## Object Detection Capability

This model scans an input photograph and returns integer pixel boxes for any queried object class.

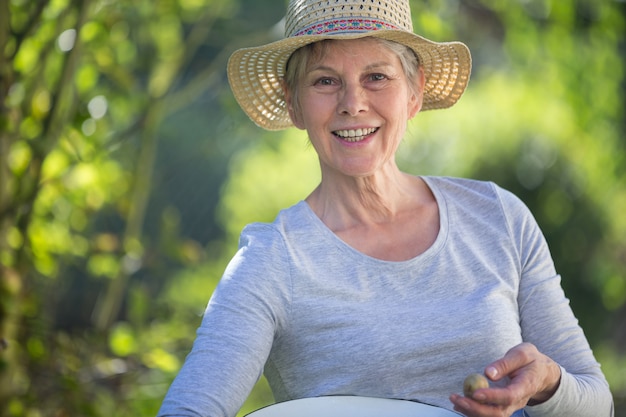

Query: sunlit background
[0,0,624,415]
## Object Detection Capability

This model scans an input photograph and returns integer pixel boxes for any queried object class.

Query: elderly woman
[158,1,613,417]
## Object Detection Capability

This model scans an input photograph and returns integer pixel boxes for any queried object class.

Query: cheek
[299,95,332,129]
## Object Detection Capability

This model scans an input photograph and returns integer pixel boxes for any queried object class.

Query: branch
[165,30,276,116]
[9,0,49,60]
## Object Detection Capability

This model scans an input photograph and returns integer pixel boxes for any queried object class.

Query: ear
[408,66,425,119]
[282,80,305,130]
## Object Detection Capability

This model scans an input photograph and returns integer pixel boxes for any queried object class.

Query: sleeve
[157,223,292,417]
[496,186,614,417]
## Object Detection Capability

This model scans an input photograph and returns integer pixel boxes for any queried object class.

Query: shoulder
[219,207,305,297]
[238,201,309,250]
[424,176,540,244]
[424,176,528,213]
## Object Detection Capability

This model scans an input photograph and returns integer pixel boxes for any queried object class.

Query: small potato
[463,373,489,398]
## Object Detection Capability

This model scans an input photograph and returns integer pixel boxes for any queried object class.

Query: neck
[306,165,429,232]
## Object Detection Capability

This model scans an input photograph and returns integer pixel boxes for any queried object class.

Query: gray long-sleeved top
[158,176,613,417]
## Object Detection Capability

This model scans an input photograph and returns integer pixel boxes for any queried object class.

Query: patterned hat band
[292,18,401,37]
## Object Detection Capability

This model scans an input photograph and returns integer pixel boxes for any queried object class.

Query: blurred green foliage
[0,0,624,416]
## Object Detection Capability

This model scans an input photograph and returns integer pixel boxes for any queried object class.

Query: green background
[0,0,624,415]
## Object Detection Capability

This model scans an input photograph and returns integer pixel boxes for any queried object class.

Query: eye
[314,77,336,86]
[368,73,387,82]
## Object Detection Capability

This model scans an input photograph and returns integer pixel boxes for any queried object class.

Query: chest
[273,256,521,373]
[335,202,440,261]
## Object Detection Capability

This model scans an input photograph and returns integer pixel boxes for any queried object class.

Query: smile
[333,127,378,142]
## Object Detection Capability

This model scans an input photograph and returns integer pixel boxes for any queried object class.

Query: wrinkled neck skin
[306,158,431,234]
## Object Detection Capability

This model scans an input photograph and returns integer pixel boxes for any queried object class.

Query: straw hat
[227,0,472,131]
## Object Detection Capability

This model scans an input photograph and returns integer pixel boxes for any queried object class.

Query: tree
[0,0,283,414]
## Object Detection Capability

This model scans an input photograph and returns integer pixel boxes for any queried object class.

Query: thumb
[485,363,502,382]
[485,343,533,382]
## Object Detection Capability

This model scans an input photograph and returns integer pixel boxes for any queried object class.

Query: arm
[509,187,613,417]
[450,186,613,417]
[157,224,291,417]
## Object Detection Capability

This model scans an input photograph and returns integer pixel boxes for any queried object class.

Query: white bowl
[245,396,460,417]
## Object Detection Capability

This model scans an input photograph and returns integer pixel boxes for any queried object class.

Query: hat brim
[227,30,471,131]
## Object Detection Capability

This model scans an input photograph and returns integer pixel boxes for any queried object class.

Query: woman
[158,1,613,416]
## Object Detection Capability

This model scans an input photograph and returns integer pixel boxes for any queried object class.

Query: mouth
[333,127,379,143]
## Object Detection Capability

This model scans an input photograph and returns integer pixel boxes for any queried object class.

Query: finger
[485,342,537,382]
[469,384,528,410]
[450,392,511,417]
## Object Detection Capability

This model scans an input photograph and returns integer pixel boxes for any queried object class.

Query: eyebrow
[308,61,394,73]
[364,61,394,71]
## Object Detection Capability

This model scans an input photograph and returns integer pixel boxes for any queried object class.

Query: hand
[449,342,561,417]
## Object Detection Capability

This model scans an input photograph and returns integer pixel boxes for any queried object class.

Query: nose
[337,83,368,116]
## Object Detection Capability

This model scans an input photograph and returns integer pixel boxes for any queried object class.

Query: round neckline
[298,176,449,266]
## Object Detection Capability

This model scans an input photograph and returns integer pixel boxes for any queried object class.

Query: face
[285,38,424,179]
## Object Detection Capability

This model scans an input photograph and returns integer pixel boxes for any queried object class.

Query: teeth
[334,128,377,142]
